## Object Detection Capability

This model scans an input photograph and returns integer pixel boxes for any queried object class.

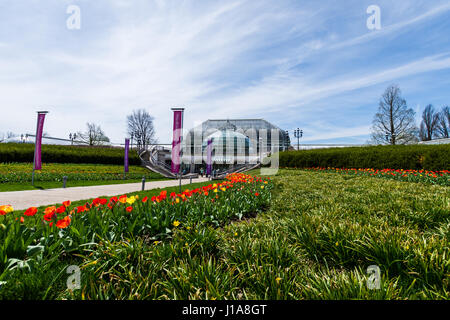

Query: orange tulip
[119,195,127,204]
[44,206,56,215]
[56,216,71,229]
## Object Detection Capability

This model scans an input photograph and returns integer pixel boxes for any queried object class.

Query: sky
[0,0,449,145]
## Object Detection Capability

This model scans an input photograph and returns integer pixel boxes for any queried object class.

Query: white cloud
[0,0,449,145]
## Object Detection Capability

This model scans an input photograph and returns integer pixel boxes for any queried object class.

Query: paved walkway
[0,178,210,210]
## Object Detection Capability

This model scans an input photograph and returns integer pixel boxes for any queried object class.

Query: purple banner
[206,138,212,176]
[171,109,184,174]
[124,138,130,173]
[33,113,46,170]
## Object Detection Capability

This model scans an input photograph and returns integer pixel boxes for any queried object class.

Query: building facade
[181,119,290,171]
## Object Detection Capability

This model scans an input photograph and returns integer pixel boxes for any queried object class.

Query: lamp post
[385,133,396,145]
[294,128,303,151]
[69,133,77,145]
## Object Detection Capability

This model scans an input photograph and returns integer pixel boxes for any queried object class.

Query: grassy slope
[2,170,449,299]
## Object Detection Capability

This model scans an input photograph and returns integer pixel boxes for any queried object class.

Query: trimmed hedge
[279,144,449,171]
[0,143,141,165]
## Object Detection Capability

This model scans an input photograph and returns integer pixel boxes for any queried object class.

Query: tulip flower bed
[301,167,450,186]
[0,163,161,184]
[0,173,271,287]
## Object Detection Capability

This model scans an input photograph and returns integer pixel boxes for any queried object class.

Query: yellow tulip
[126,196,136,205]
[0,205,13,213]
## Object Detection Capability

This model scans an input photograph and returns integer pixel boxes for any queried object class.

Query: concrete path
[0,178,210,210]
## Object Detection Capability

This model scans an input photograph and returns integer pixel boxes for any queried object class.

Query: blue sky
[1,0,449,144]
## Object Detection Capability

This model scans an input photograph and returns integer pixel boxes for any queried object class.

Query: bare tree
[127,109,157,151]
[419,104,439,141]
[435,106,449,139]
[370,85,418,145]
[77,123,110,146]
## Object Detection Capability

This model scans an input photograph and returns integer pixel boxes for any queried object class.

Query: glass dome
[202,130,254,153]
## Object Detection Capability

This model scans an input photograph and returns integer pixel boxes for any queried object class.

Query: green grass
[1,169,449,300]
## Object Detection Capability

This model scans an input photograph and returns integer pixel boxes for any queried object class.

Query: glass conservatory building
[181,119,290,171]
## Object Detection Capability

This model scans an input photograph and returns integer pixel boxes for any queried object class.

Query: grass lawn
[0,163,164,192]
[1,169,448,299]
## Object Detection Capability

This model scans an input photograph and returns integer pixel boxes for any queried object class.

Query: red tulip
[57,205,66,214]
[24,207,38,217]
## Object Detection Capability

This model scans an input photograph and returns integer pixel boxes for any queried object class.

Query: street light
[294,128,303,151]
[385,133,396,145]
[69,133,77,145]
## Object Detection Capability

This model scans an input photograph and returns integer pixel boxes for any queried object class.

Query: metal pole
[63,176,67,188]
[141,176,145,191]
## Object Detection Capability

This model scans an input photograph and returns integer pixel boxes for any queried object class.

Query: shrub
[278,145,449,171]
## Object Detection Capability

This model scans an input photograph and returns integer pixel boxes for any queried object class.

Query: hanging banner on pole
[33,112,47,171]
[124,138,130,173]
[206,138,212,176]
[171,108,184,174]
